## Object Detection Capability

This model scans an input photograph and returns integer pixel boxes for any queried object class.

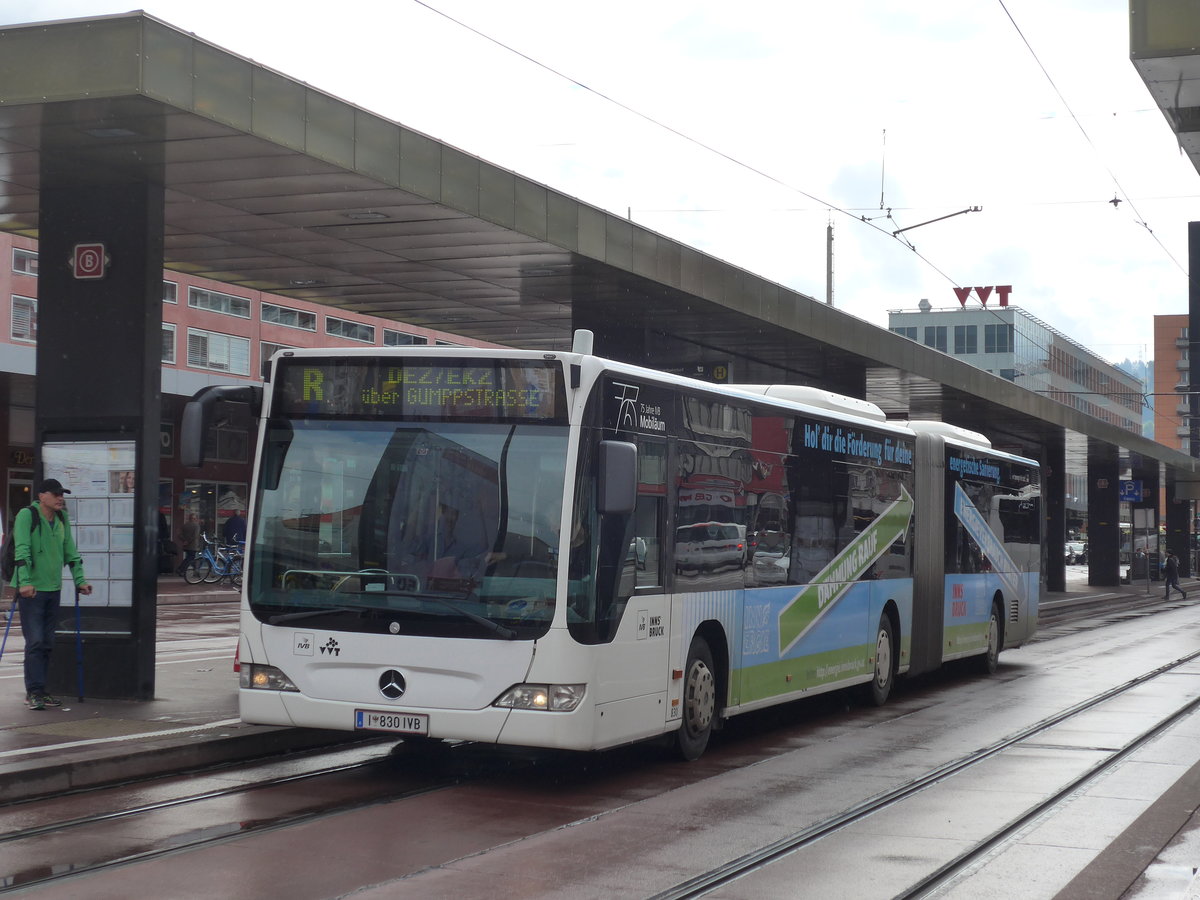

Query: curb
[0,725,371,805]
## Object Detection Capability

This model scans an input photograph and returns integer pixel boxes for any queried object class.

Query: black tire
[675,635,717,761]
[194,558,216,584]
[976,602,1002,675]
[864,613,895,706]
[182,560,207,585]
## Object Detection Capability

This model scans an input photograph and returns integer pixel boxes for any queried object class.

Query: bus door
[581,434,670,745]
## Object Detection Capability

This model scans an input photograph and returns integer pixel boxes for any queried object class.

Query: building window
[435,340,461,346]
[12,248,37,276]
[383,329,429,346]
[163,280,177,304]
[326,316,375,343]
[11,295,36,342]
[162,323,176,364]
[187,328,250,375]
[262,302,316,331]
[953,325,977,354]
[261,340,293,360]
[923,325,947,352]
[189,286,251,318]
[891,326,917,340]
[984,323,1014,353]
[1000,368,1017,381]
[260,341,294,378]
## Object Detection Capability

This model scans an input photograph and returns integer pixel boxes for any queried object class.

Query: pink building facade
[1,232,495,558]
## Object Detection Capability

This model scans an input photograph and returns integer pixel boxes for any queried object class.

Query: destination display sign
[274,358,567,422]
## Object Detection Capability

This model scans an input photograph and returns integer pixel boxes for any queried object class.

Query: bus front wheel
[675,635,716,761]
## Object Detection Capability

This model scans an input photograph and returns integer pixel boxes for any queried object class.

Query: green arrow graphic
[778,486,914,654]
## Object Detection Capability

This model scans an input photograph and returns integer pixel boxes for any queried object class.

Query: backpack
[1,506,64,582]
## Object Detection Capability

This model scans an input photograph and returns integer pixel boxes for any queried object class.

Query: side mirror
[598,440,637,515]
[180,385,263,468]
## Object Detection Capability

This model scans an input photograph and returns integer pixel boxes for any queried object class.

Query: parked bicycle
[182,534,243,587]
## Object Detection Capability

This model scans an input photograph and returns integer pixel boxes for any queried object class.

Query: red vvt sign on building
[954,285,1012,307]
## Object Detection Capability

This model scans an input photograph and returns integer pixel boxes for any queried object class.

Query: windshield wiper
[267,605,366,625]
[346,589,516,640]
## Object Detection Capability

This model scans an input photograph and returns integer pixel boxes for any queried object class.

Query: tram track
[649,647,1200,900]
[6,597,1197,896]
[0,740,474,893]
[0,745,390,840]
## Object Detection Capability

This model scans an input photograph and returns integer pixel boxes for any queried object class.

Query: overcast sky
[4,0,1197,368]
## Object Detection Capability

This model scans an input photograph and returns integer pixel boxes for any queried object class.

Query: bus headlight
[493,683,586,712]
[240,663,300,692]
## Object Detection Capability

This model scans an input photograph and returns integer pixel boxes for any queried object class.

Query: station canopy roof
[0,11,1195,478]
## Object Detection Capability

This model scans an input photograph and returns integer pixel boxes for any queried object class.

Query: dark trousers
[1165,573,1185,598]
[177,549,197,574]
[18,589,61,695]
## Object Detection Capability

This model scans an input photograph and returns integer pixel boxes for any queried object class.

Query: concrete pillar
[1044,433,1066,592]
[572,304,651,367]
[1166,478,1192,577]
[1087,441,1120,587]
[38,102,164,699]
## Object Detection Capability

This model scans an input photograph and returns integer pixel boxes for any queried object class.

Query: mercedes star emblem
[379,669,406,699]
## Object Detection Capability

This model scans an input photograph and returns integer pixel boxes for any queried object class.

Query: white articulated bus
[181,331,1041,760]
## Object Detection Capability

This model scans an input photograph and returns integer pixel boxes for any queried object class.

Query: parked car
[675,522,746,573]
[746,530,788,584]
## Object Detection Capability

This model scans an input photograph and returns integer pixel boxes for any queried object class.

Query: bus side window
[632,440,665,589]
[627,494,661,589]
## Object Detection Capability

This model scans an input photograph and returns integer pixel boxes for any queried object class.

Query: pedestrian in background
[176,512,199,577]
[223,508,246,546]
[12,479,92,711]
[1164,551,1186,600]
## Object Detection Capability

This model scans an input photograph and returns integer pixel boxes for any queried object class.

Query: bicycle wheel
[183,559,207,584]
[200,558,221,583]
[231,555,244,589]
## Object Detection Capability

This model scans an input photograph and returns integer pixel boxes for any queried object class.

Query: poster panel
[41,440,139,635]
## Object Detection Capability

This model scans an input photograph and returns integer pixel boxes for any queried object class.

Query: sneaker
[25,693,44,711]
[39,693,61,707]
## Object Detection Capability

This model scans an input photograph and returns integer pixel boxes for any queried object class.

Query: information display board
[274,357,567,422]
[41,440,137,612]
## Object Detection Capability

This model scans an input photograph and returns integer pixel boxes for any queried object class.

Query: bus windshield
[249,418,568,640]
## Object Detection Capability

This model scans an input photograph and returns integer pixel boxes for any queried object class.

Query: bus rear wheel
[864,614,895,706]
[976,602,1002,675]
[675,635,716,761]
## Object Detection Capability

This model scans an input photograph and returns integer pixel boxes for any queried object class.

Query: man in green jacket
[13,478,92,710]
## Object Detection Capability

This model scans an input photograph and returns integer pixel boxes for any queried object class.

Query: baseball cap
[37,478,70,495]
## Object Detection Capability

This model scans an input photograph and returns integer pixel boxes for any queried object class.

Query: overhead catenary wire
[410,0,960,284]
[412,0,1162,399]
[997,0,1186,276]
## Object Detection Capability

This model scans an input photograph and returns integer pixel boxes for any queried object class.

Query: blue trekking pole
[74,582,84,702]
[0,593,14,664]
